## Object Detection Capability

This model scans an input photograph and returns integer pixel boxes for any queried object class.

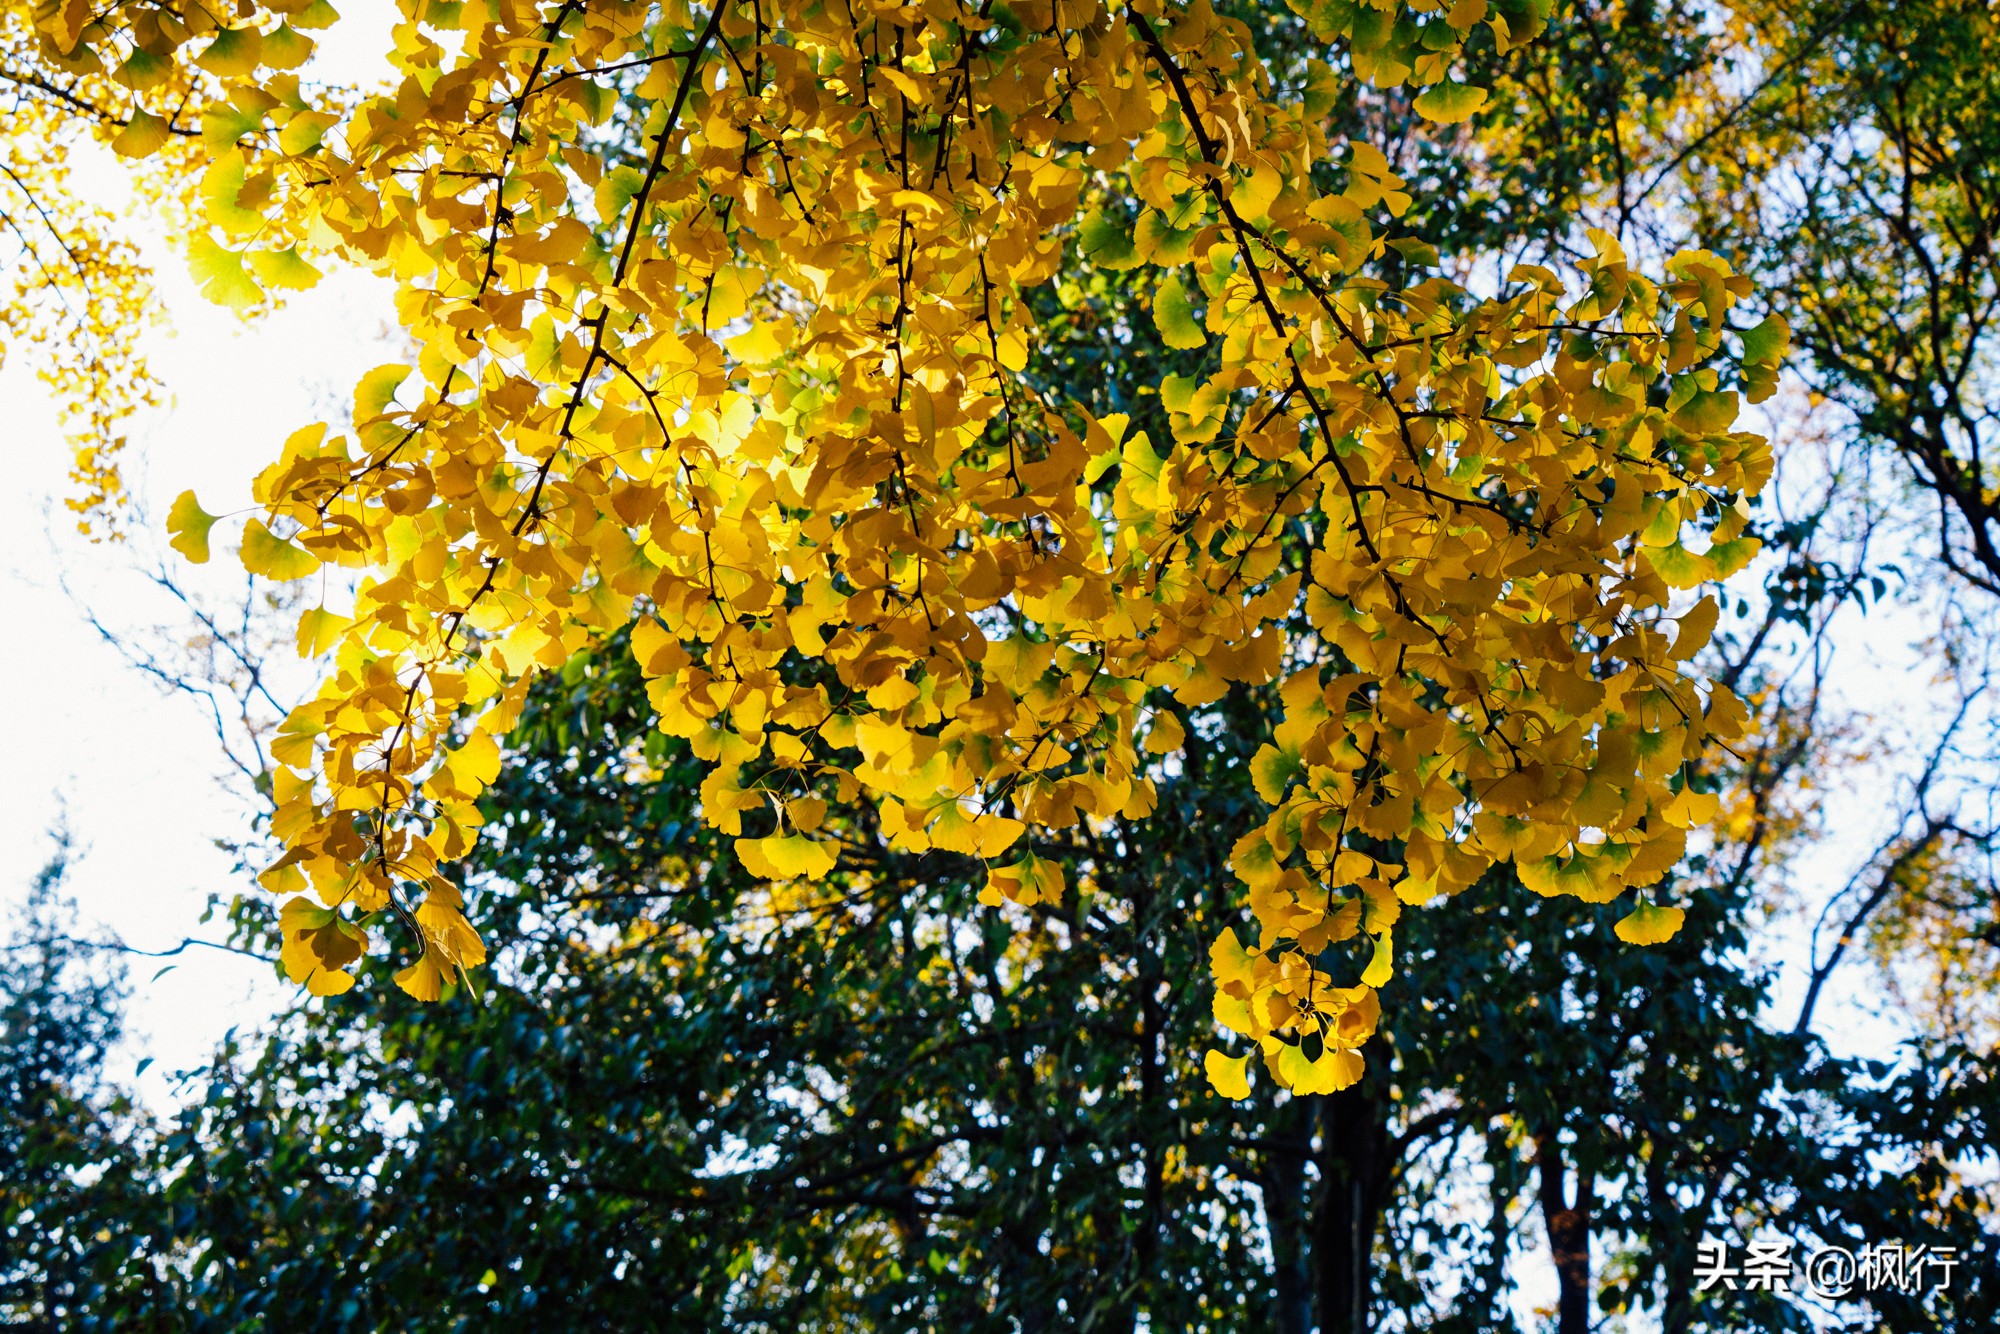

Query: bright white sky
[0,2,398,1107]
[0,259,399,1105]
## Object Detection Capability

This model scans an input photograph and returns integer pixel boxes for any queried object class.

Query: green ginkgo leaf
[1741,312,1791,367]
[1153,272,1207,349]
[1078,210,1139,270]
[1388,237,1440,267]
[112,51,169,91]
[1249,743,1302,804]
[293,0,341,28]
[261,23,315,70]
[201,155,264,235]
[1672,388,1740,433]
[195,26,263,79]
[353,364,412,420]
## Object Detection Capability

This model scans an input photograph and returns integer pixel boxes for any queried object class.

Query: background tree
[26,613,1976,1333]
[0,828,166,1329]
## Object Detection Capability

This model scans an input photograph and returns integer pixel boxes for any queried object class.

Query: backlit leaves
[166,490,218,563]
[1204,1048,1252,1099]
[187,237,264,312]
[110,110,170,159]
[1152,272,1207,349]
[736,834,839,882]
[294,606,347,657]
[238,519,318,581]
[17,0,1761,1092]
[1614,897,1687,946]
[277,896,364,995]
[1413,82,1489,124]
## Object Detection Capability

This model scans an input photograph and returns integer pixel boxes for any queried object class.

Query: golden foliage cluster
[13,0,1782,1096]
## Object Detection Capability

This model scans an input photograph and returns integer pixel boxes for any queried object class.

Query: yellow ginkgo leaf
[1412,81,1489,124]
[927,803,1027,857]
[416,886,489,969]
[110,110,169,158]
[240,519,321,581]
[278,896,367,996]
[1204,1048,1251,1100]
[1275,1040,1364,1095]
[439,731,502,797]
[248,247,324,291]
[394,946,452,1002]
[980,853,1065,907]
[1614,897,1687,946]
[1212,990,1256,1037]
[295,606,347,657]
[736,833,839,881]
[1662,786,1722,829]
[166,490,219,563]
[1208,926,1257,994]
[727,321,785,364]
[302,966,357,997]
[59,0,1777,1046]
[1359,930,1394,988]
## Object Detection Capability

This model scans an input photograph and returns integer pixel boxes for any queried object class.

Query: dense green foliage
[6,646,1995,1330]
[1,837,168,1329]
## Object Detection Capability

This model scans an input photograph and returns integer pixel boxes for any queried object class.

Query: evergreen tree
[0,829,164,1329]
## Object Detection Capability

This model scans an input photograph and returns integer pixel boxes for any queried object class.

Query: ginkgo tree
[12,0,1784,1099]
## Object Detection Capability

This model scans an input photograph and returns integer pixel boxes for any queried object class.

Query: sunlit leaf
[1614,897,1686,946]
[240,519,321,581]
[1152,272,1206,349]
[1412,82,1489,124]
[1204,1049,1251,1100]
[166,490,219,563]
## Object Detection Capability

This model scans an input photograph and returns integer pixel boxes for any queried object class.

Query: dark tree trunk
[1260,1098,1317,1334]
[1645,1137,1694,1334]
[1537,1139,1595,1334]
[1135,888,1166,1293]
[1314,1084,1392,1334]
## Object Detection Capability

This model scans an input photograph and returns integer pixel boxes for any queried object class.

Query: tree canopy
[4,0,1999,1330]
[10,0,1790,1106]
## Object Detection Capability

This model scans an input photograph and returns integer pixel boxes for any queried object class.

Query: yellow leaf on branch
[1204,1049,1251,1100]
[239,518,320,581]
[1614,897,1688,946]
[166,491,219,563]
